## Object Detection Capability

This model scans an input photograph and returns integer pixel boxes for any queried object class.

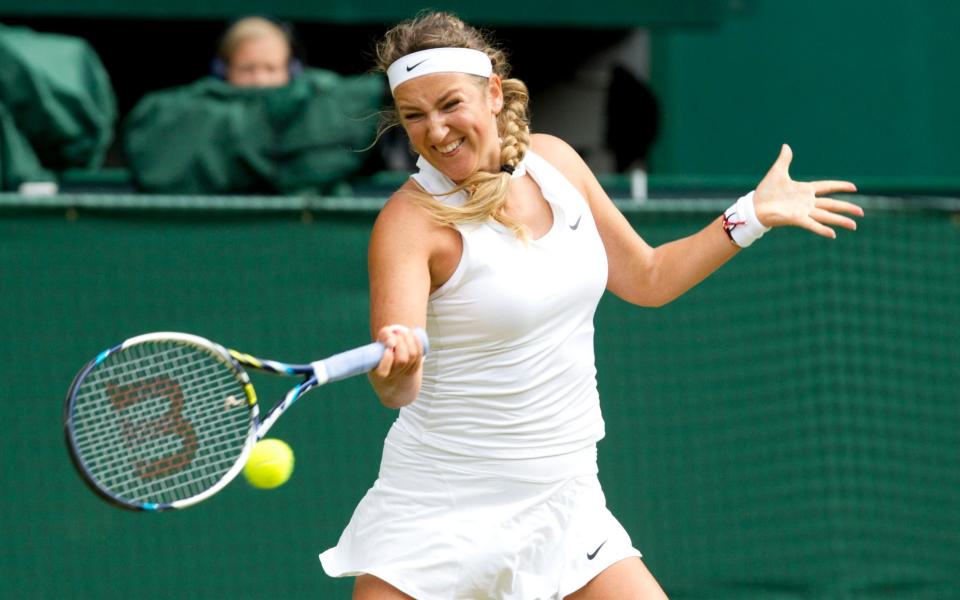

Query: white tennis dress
[320,150,640,599]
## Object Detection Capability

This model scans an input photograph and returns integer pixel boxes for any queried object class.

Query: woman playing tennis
[320,11,862,599]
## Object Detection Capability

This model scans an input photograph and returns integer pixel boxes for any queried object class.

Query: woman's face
[227,35,291,88]
[394,72,504,183]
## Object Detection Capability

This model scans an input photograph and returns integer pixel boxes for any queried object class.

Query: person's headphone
[210,16,305,80]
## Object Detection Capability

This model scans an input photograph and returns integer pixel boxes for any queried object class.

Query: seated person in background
[124,16,384,195]
[213,16,301,88]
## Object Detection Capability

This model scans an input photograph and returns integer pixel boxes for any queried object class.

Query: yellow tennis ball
[243,438,294,489]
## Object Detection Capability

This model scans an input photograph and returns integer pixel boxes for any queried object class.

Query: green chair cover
[0,24,117,171]
[124,70,385,194]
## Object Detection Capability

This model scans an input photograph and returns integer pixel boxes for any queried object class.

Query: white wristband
[722,191,770,248]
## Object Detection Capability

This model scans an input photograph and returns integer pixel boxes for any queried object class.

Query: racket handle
[311,327,429,384]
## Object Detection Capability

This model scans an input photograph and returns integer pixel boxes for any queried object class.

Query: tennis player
[319,11,862,599]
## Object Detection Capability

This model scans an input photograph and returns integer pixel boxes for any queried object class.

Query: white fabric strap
[411,154,528,208]
[416,154,526,182]
[387,48,493,94]
[722,191,771,248]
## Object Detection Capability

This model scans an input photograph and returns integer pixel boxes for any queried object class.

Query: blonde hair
[375,12,532,239]
[218,17,292,65]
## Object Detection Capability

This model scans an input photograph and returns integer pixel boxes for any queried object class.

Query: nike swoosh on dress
[586,540,607,560]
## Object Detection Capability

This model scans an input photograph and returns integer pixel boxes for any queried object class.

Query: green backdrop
[650,0,960,192]
[1,194,958,598]
[0,0,727,26]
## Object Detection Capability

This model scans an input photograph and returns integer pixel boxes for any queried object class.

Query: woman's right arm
[367,187,437,409]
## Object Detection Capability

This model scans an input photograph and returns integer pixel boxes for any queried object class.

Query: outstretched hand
[753,144,863,238]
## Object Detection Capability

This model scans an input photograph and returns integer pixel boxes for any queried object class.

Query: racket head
[64,332,259,511]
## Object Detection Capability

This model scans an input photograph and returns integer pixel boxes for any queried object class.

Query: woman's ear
[487,75,504,114]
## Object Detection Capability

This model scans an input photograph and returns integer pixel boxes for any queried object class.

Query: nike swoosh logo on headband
[406,59,429,72]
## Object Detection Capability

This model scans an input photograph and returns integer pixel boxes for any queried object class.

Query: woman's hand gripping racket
[64,329,428,511]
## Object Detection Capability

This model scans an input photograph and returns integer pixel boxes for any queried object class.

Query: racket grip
[312,327,429,384]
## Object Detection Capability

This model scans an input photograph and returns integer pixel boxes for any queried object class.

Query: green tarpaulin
[0,103,54,189]
[123,70,385,194]
[0,24,116,175]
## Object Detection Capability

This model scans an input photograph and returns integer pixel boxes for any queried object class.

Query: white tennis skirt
[319,424,641,600]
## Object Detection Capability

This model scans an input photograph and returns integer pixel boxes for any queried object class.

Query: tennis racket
[64,329,427,512]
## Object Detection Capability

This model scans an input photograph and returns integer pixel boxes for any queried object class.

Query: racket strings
[75,363,246,501]
[73,353,242,446]
[70,342,252,505]
[72,359,244,443]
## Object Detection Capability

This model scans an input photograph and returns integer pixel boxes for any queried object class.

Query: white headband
[386,48,492,94]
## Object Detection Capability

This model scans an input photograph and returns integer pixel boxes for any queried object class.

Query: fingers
[769,143,793,177]
[811,180,858,195]
[800,216,838,239]
[803,201,863,238]
[375,324,424,378]
[816,196,864,217]
[374,345,395,378]
[810,207,858,231]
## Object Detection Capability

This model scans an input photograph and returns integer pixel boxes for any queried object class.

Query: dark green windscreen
[0,0,728,26]
[650,1,960,192]
[1,196,958,598]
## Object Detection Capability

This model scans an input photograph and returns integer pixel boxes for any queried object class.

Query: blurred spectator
[212,17,302,88]
[123,17,386,195]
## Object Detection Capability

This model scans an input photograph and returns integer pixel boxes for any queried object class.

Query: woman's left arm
[537,136,863,307]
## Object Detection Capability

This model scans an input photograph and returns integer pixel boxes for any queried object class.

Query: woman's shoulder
[529,133,593,190]
[378,179,435,227]
[530,133,578,161]
[530,134,589,172]
[372,179,461,289]
[373,179,455,249]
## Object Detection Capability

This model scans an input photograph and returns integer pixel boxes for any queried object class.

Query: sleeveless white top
[395,150,608,460]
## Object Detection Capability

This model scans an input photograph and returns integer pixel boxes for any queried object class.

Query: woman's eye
[402,113,423,121]
[443,100,461,111]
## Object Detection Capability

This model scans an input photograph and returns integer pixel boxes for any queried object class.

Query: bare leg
[565,557,669,600]
[352,574,415,600]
